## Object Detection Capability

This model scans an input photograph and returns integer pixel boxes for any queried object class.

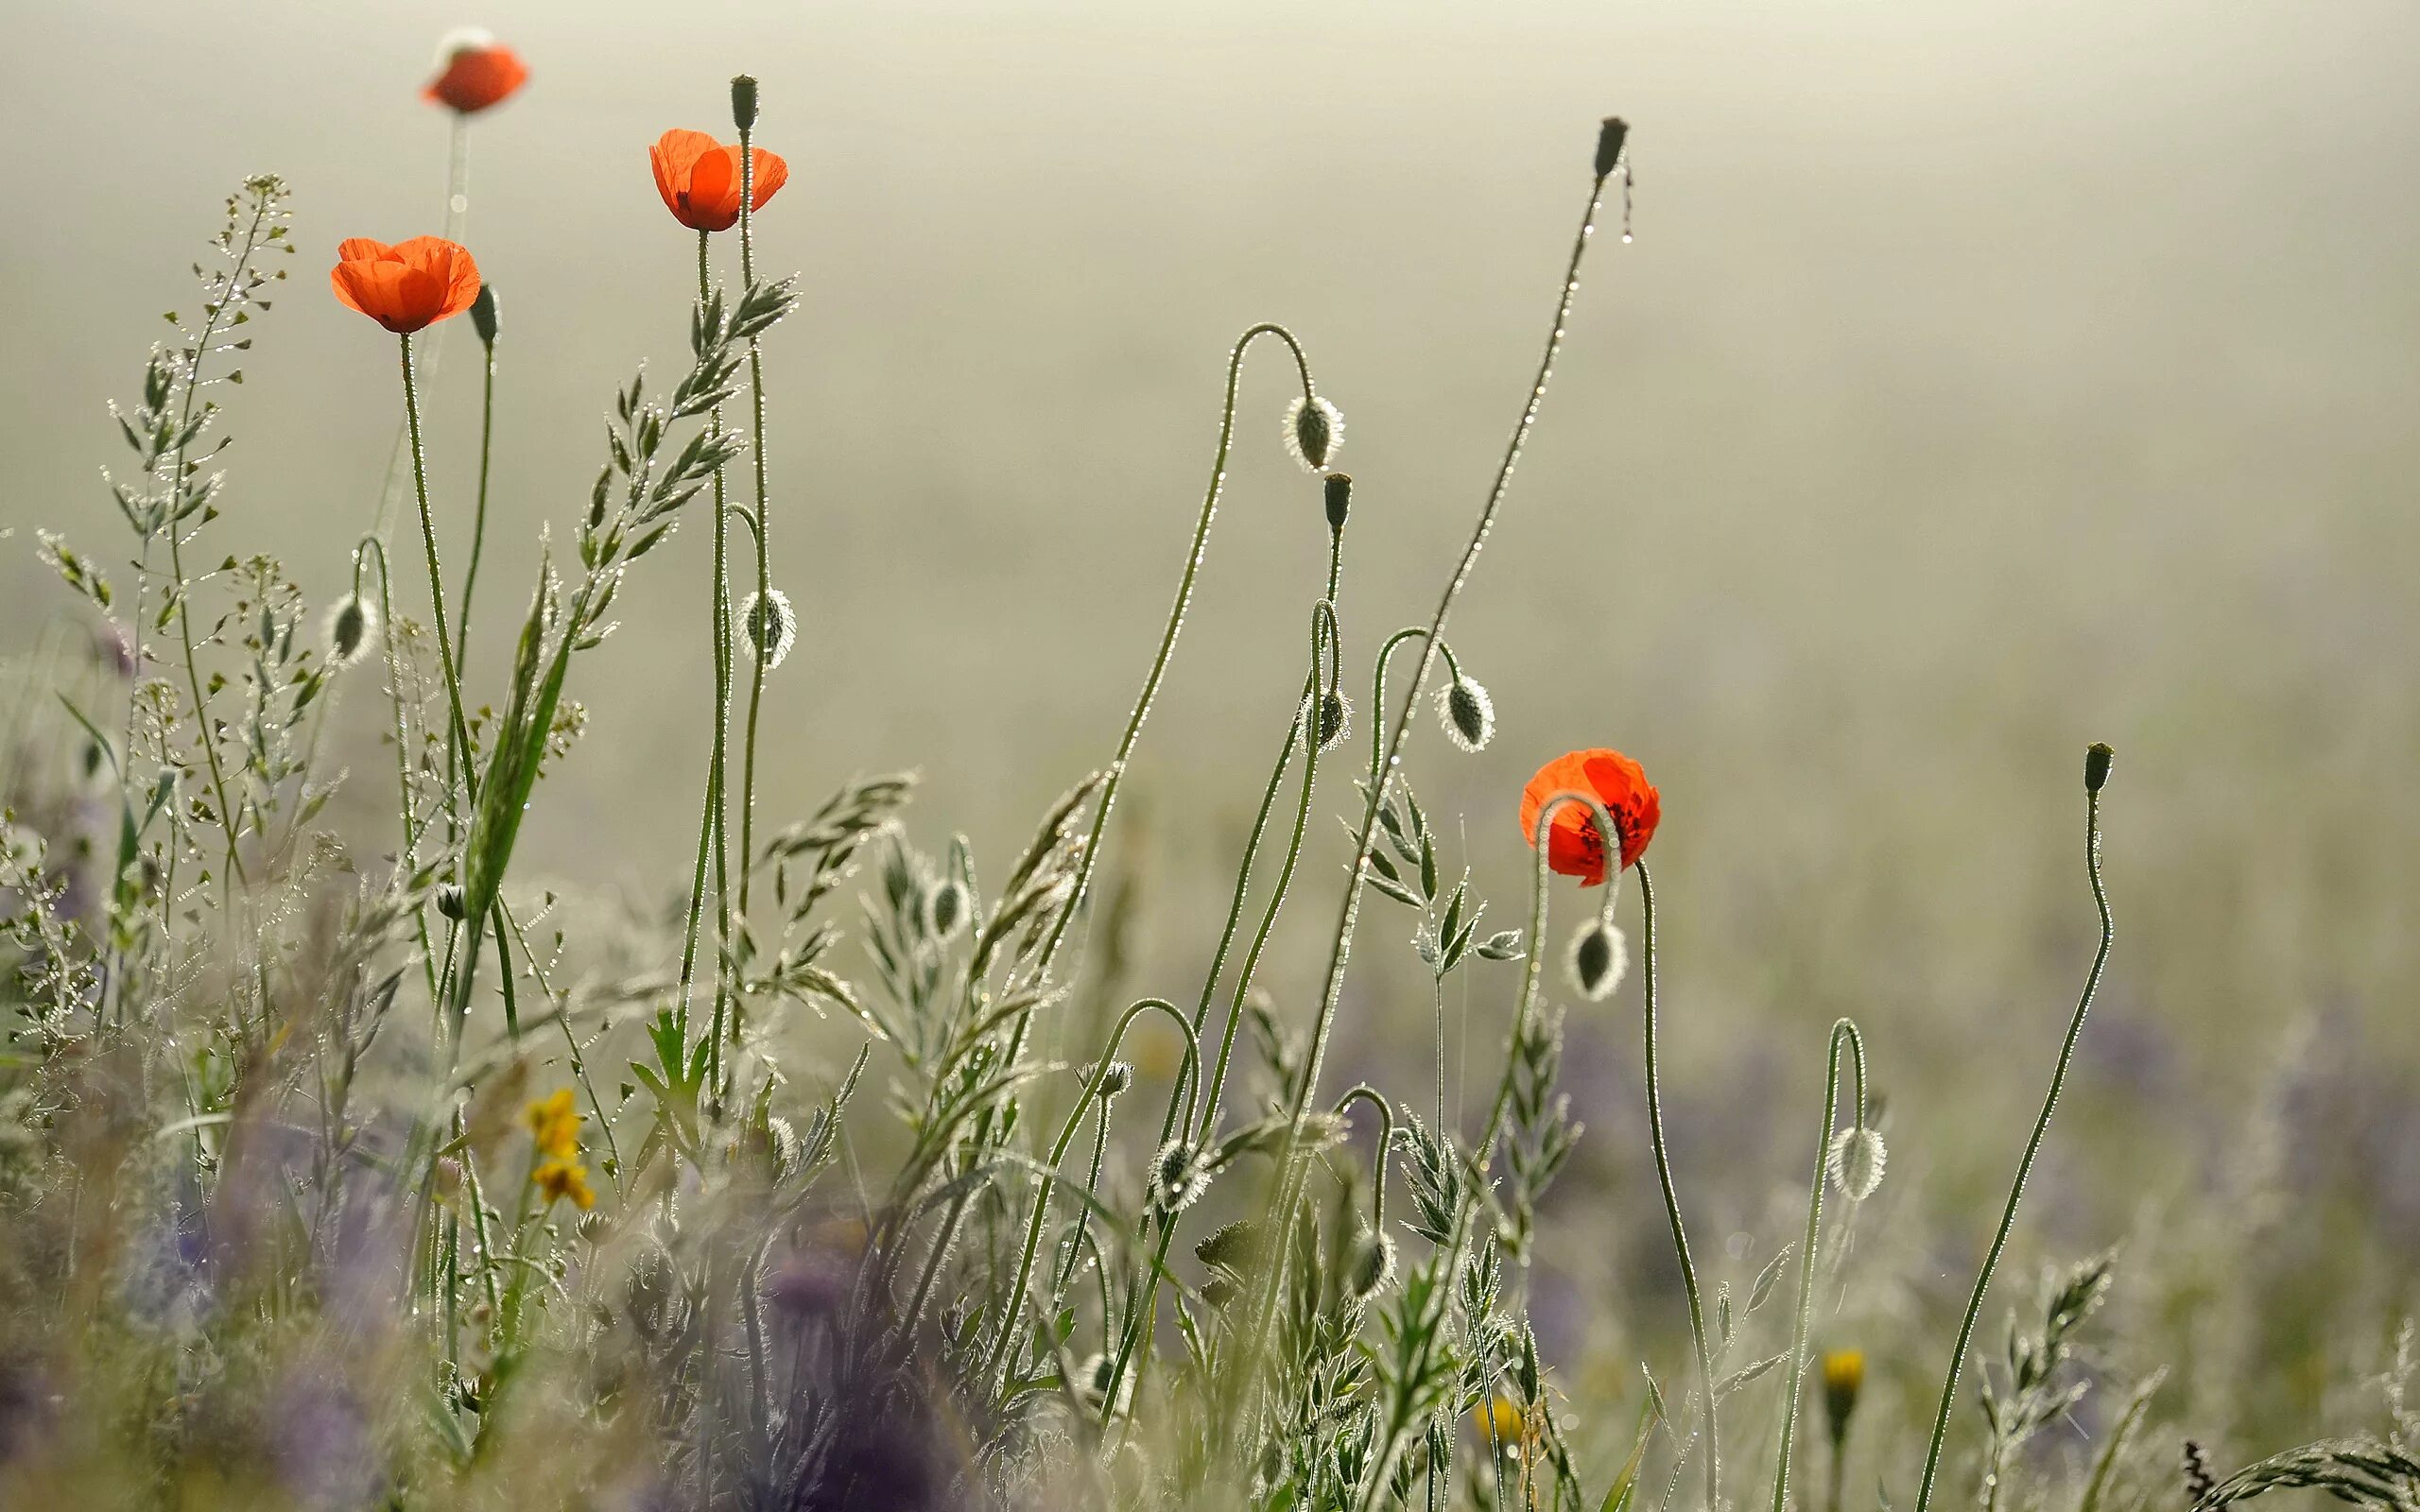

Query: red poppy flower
[424,31,528,114]
[650,129,789,233]
[1519,748,1661,885]
[330,237,482,335]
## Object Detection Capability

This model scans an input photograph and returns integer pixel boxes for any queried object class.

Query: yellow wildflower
[1822,1349,1865,1435]
[533,1156,596,1211]
[1474,1395,1530,1452]
[525,1088,581,1160]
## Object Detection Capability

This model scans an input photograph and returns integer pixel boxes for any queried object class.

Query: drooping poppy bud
[1437,675,1495,753]
[1284,394,1343,472]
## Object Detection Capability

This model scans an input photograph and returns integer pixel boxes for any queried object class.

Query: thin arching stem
[1332,1084,1394,1232]
[1236,147,1621,1431]
[983,997,1201,1396]
[1772,1019,1870,1512]
[1478,793,1622,1162]
[1636,861,1721,1512]
[1913,781,2113,1512]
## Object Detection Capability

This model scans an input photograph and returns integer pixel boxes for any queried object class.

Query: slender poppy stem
[1772,1020,1869,1512]
[1233,139,1620,1440]
[677,230,736,1073]
[1478,793,1622,1164]
[455,321,497,675]
[733,111,776,1046]
[1913,778,2114,1512]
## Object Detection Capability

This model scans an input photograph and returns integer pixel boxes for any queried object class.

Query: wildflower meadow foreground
[2,31,2415,1512]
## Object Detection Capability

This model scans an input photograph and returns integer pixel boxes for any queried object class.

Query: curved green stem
[1913,782,2113,1512]
[983,997,1201,1396]
[1772,1019,1869,1512]
[1233,151,1618,1439]
[1636,861,1721,1512]
[1332,1083,1393,1232]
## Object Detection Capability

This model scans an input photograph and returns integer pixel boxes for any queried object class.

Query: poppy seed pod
[1284,394,1343,472]
[1437,676,1495,753]
[1595,116,1630,179]
[731,76,760,134]
[1825,1125,1887,1200]
[469,284,500,349]
[1324,471,1353,535]
[740,589,797,669]
[2085,742,2115,793]
[324,593,377,668]
[1566,919,1628,1001]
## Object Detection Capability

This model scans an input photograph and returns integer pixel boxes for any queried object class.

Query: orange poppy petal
[747,147,789,210]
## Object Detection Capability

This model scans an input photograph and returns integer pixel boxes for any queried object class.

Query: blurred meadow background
[4,0,2419,1493]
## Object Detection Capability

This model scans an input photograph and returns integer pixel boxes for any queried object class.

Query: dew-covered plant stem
[1913,751,2116,1512]
[733,90,776,1002]
[1635,861,1722,1512]
[1233,119,1625,1435]
[1772,1019,1870,1512]
[454,298,499,675]
[678,229,736,1070]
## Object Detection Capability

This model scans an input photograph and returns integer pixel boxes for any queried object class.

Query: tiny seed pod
[1149,1140,1211,1214]
[436,883,469,920]
[1094,1059,1134,1099]
[730,74,760,134]
[923,877,971,941]
[1324,471,1353,533]
[323,593,377,668]
[740,588,797,669]
[1566,919,1628,1002]
[1284,394,1343,472]
[469,284,501,349]
[1437,676,1495,753]
[1825,1126,1887,1200]
[2084,742,2115,793]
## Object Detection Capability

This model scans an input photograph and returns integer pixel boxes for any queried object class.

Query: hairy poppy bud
[436,883,468,920]
[740,589,797,669]
[1324,471,1353,535]
[2084,742,2114,793]
[1347,1228,1396,1301]
[923,876,970,941]
[1595,116,1630,179]
[1822,1349,1864,1437]
[1304,689,1352,753]
[1825,1126,1886,1200]
[1093,1059,1133,1099]
[1148,1140,1211,1214]
[324,593,376,668]
[470,284,501,349]
[1284,394,1343,472]
[731,75,760,134]
[1437,675,1495,753]
[1566,919,1628,1001]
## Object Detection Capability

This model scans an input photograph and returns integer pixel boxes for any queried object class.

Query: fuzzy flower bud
[1824,1125,1887,1200]
[740,589,797,669]
[1347,1228,1396,1301]
[1284,394,1343,472]
[323,593,377,669]
[1148,1140,1211,1214]
[1304,689,1352,753]
[1566,919,1628,1001]
[436,883,469,921]
[1437,675,1495,753]
[923,877,971,941]
[1092,1059,1134,1099]
[731,75,760,134]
